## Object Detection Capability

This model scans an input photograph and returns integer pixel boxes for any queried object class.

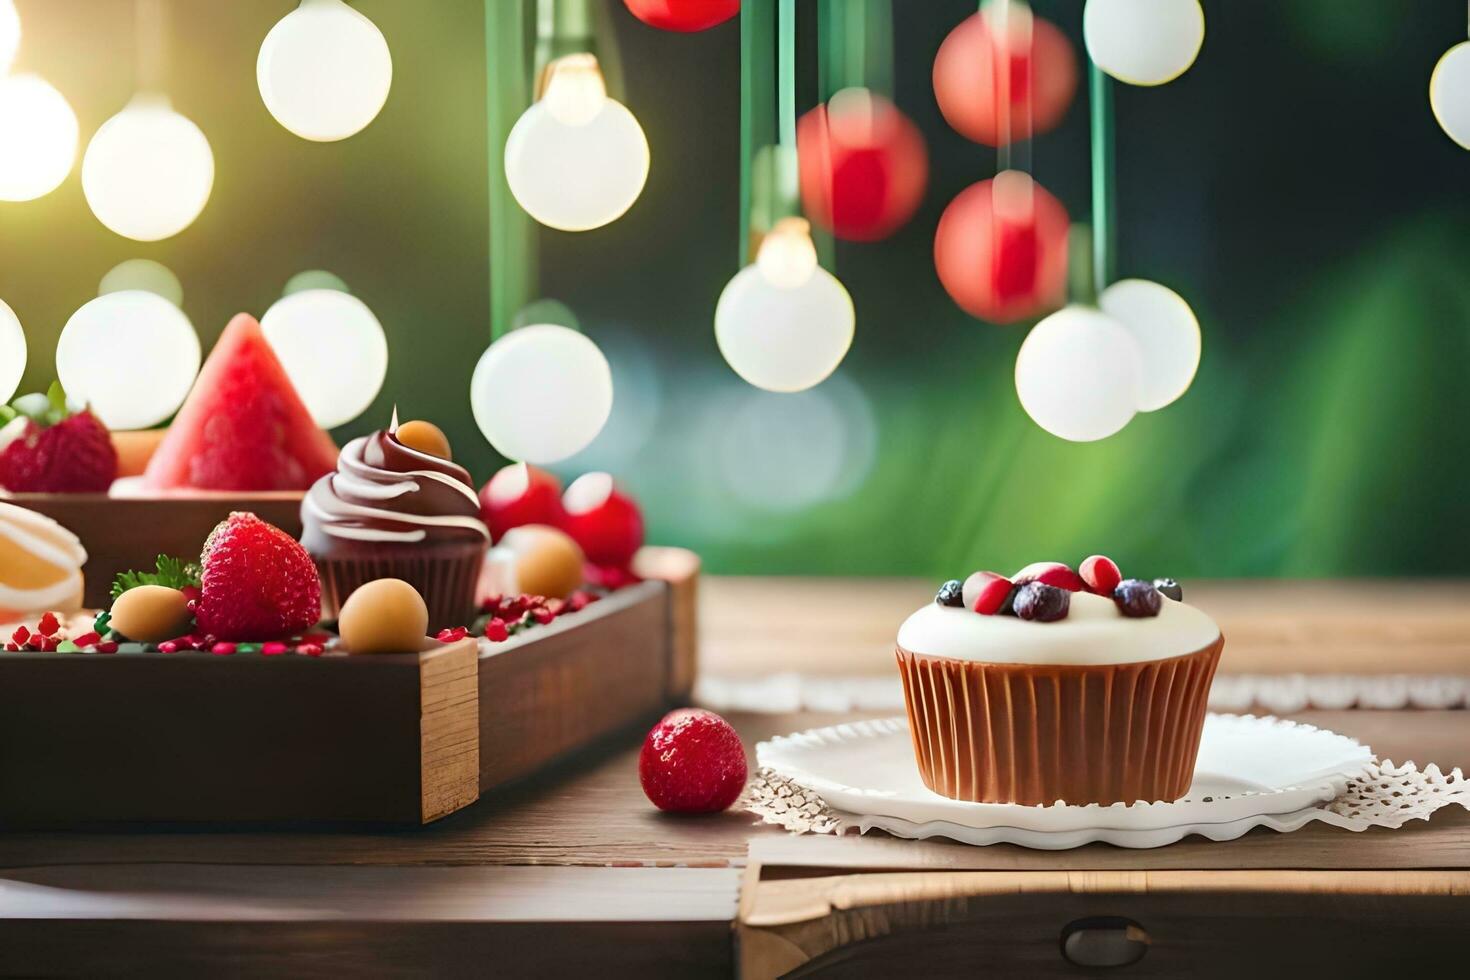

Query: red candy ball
[933,9,1077,146]
[639,708,747,813]
[798,89,928,242]
[624,0,739,33]
[560,472,645,569]
[479,463,565,543]
[934,171,1069,324]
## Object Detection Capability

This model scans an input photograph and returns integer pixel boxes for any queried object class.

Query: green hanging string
[1089,57,1116,298]
[487,0,534,341]
[738,1,772,263]
[776,0,797,220]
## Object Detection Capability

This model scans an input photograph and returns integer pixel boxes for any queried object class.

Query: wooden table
[0,580,1466,978]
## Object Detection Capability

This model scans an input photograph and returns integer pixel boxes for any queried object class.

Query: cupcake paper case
[896,589,1223,806]
[301,423,489,631]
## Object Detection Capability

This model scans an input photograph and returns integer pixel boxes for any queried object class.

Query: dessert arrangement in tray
[0,313,696,827]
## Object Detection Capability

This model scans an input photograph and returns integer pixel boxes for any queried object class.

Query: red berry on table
[639,708,747,814]
[1079,555,1122,596]
[1113,579,1163,618]
[961,571,1013,615]
[561,473,645,569]
[479,463,565,542]
[1012,561,1086,592]
[193,512,322,641]
[1012,582,1071,622]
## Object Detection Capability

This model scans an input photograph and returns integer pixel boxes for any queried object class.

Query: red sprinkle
[158,641,179,654]
[261,641,289,656]
[4,643,17,652]
[484,618,509,642]
[531,607,555,625]
[95,641,118,654]
[12,626,30,645]
[36,612,60,637]
[211,642,237,656]
[72,631,102,648]
[38,636,59,652]
[296,642,324,657]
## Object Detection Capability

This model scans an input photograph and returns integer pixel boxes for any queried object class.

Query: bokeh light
[0,74,78,202]
[934,170,1069,324]
[82,95,214,241]
[798,87,928,242]
[283,269,350,296]
[261,287,387,429]
[932,7,1077,146]
[548,327,662,477]
[1084,0,1204,87]
[0,1,19,74]
[56,291,201,431]
[1015,305,1141,442]
[1431,41,1470,150]
[1098,278,1200,411]
[99,259,184,308]
[258,0,392,142]
[0,298,25,404]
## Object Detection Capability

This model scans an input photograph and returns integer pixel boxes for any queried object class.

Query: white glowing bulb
[99,258,184,308]
[1098,278,1200,411]
[1015,305,1141,441]
[261,287,388,429]
[715,241,855,393]
[1432,41,1470,149]
[756,218,820,289]
[470,324,614,464]
[0,74,78,202]
[0,298,25,404]
[82,94,214,241]
[258,0,392,141]
[505,54,649,232]
[0,1,19,75]
[56,291,201,431]
[1083,0,1204,86]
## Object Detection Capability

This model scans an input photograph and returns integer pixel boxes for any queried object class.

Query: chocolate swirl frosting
[302,428,489,546]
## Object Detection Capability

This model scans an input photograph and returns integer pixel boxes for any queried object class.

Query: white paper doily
[747,714,1470,849]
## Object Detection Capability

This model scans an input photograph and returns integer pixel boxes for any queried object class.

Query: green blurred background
[3,1,1469,577]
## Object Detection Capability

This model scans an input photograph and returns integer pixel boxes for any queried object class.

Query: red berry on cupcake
[479,463,565,542]
[1012,561,1086,592]
[1079,554,1122,596]
[194,512,322,641]
[639,708,747,813]
[962,571,1013,615]
[561,472,644,570]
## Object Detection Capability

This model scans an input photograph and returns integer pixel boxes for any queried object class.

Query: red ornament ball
[798,88,929,242]
[624,0,739,33]
[479,463,565,543]
[934,171,1070,324]
[639,708,748,813]
[933,9,1077,146]
[560,471,645,569]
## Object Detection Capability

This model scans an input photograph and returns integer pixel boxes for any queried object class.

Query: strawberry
[0,383,117,493]
[193,512,322,641]
[639,708,747,813]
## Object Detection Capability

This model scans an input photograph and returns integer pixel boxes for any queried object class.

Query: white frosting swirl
[897,591,1220,666]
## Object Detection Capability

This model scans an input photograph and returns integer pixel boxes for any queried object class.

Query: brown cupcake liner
[316,544,486,632]
[895,634,1224,806]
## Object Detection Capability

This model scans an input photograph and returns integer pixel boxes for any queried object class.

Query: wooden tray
[0,546,699,828]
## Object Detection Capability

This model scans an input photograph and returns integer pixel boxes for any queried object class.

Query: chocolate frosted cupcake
[896,565,1222,806]
[301,418,489,630]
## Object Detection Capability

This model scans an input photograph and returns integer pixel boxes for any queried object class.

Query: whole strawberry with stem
[194,512,322,641]
[0,382,117,493]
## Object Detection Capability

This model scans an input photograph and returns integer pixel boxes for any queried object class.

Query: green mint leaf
[0,405,14,425]
[46,380,67,418]
[110,554,203,601]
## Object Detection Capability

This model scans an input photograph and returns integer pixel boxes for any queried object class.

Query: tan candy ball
[396,420,452,460]
[501,524,585,600]
[110,585,193,643]
[338,578,431,655]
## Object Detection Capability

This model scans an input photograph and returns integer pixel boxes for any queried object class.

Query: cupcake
[0,502,87,621]
[895,559,1222,806]
[301,417,489,630]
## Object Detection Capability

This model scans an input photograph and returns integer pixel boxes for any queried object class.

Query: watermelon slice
[143,314,340,492]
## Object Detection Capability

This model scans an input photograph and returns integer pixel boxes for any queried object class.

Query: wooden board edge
[634,546,701,701]
[419,638,481,823]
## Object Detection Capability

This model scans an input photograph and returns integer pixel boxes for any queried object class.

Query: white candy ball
[1084,0,1204,86]
[1431,41,1470,150]
[56,291,201,430]
[1099,278,1200,411]
[261,288,387,429]
[82,95,214,241]
[470,324,613,464]
[1015,305,1141,442]
[0,74,78,202]
[0,298,25,404]
[715,264,855,393]
[258,0,392,142]
[505,99,649,232]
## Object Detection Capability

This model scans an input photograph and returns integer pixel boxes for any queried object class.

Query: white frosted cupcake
[896,560,1223,806]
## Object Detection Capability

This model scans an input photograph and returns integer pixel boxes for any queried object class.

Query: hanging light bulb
[258,0,392,142]
[82,93,214,241]
[1015,305,1141,441]
[0,74,78,202]
[1098,278,1200,411]
[56,291,202,431]
[1083,0,1204,87]
[716,217,855,393]
[0,1,19,74]
[470,323,614,464]
[1431,41,1470,149]
[261,284,388,429]
[0,298,25,404]
[505,53,649,232]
